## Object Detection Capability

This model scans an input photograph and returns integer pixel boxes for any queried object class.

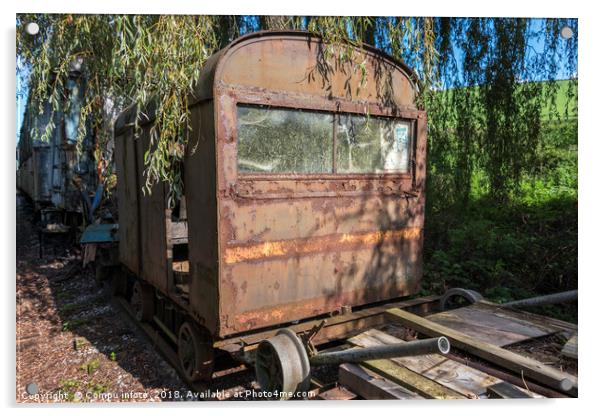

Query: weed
[80,358,101,375]
[59,379,81,402]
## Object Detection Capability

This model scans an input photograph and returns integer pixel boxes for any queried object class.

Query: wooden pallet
[385,307,577,396]
[426,301,576,346]
[335,304,578,400]
[342,328,539,399]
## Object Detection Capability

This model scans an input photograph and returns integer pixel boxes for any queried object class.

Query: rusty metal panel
[211,33,427,338]
[115,128,140,275]
[217,34,417,109]
[217,194,424,335]
[185,102,220,333]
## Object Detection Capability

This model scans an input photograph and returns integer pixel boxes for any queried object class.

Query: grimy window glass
[237,105,333,173]
[336,114,411,173]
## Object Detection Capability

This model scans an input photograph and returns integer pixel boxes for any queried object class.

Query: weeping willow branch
[16,15,577,205]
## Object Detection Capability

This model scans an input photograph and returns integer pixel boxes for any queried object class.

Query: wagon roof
[114,30,420,132]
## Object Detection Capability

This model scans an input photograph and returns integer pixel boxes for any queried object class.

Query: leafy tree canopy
[16,15,577,204]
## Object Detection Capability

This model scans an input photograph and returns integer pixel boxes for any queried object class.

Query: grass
[540,79,578,120]
[437,79,577,120]
[59,303,84,316]
[59,378,108,402]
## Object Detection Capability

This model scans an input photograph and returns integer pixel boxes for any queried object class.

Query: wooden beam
[339,363,422,400]
[445,351,569,398]
[317,385,357,400]
[487,382,535,399]
[354,358,464,399]
[350,329,501,398]
[385,308,576,392]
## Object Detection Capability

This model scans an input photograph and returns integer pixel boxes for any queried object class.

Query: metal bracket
[298,319,326,357]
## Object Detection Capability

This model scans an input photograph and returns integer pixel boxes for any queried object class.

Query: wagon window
[336,114,411,173]
[237,105,333,173]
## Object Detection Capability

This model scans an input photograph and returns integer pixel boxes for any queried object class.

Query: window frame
[235,102,416,181]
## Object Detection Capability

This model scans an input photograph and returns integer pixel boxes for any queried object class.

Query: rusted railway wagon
[17,63,98,219]
[114,30,428,384]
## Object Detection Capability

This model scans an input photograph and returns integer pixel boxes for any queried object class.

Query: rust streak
[223,227,421,264]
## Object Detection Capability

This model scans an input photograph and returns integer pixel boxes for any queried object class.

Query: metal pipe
[502,290,577,309]
[309,337,450,366]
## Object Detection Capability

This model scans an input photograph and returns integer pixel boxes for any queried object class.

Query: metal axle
[502,290,577,309]
[309,337,450,366]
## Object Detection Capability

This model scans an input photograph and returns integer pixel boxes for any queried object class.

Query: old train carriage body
[17,65,97,216]
[114,31,427,379]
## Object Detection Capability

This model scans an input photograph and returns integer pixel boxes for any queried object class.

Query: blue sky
[16,57,29,143]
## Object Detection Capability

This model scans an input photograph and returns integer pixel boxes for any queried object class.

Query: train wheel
[111,268,128,297]
[131,281,154,322]
[255,329,311,398]
[177,322,214,383]
[440,287,484,311]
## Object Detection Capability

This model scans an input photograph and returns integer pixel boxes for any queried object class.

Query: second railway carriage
[17,60,98,219]
[114,30,428,383]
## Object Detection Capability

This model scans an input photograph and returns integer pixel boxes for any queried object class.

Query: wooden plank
[386,308,577,392]
[172,260,190,273]
[338,363,422,400]
[169,221,188,244]
[350,329,501,397]
[478,301,577,335]
[444,351,564,398]
[487,382,535,399]
[356,358,464,399]
[428,303,556,346]
[317,385,357,400]
[561,334,578,359]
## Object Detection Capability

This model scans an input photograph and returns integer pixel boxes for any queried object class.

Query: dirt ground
[16,193,194,402]
[15,191,332,403]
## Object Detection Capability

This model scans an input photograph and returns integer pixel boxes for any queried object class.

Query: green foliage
[17,16,576,204]
[422,98,577,320]
[59,302,83,316]
[59,378,108,402]
[17,14,220,205]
